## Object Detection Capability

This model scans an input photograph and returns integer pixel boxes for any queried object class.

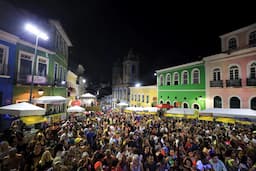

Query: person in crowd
[37,150,53,171]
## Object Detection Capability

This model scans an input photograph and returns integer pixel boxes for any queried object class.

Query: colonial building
[0,30,17,107]
[156,61,206,110]
[112,49,139,108]
[204,23,256,109]
[129,85,157,107]
[0,1,72,125]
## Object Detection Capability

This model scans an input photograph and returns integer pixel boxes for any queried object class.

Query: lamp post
[25,23,48,103]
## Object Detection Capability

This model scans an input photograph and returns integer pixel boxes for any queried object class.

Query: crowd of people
[0,112,256,171]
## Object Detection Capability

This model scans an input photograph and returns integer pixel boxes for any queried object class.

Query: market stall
[32,96,67,124]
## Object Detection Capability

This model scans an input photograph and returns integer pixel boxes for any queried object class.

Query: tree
[76,64,85,76]
[76,64,85,84]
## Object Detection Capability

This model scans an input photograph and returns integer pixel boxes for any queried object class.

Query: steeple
[124,48,138,61]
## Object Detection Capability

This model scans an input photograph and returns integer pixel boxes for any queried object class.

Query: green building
[12,20,72,124]
[156,61,206,110]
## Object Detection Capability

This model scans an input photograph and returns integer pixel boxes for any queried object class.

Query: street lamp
[38,88,44,96]
[135,83,141,87]
[25,23,49,103]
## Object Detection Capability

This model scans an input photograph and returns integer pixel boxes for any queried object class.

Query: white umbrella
[0,102,45,117]
[67,106,85,113]
[80,93,96,98]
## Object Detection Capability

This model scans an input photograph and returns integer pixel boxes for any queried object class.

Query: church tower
[112,58,122,86]
[122,49,139,85]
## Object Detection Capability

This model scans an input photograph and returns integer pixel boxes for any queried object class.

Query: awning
[166,108,195,115]
[156,104,173,109]
[0,102,45,117]
[33,96,67,104]
[199,108,256,121]
[21,116,47,125]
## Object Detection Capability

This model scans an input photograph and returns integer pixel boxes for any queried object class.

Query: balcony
[210,80,223,87]
[226,79,242,87]
[16,73,48,85]
[0,64,9,76]
[247,78,256,86]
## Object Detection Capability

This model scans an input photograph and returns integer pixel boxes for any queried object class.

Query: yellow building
[66,70,78,104]
[129,85,157,107]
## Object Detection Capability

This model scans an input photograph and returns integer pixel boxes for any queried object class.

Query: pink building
[204,23,256,109]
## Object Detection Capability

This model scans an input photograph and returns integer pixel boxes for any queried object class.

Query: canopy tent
[124,107,158,114]
[116,102,129,106]
[165,108,197,118]
[80,93,96,98]
[32,96,67,104]
[0,102,45,117]
[200,108,256,120]
[67,106,85,113]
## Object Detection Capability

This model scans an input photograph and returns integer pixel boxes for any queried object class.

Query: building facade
[156,61,206,110]
[0,30,17,107]
[112,49,139,108]
[0,2,72,125]
[66,70,78,104]
[129,85,157,107]
[204,23,256,109]
[13,21,71,102]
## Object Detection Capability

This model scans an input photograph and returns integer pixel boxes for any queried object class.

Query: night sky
[7,0,255,85]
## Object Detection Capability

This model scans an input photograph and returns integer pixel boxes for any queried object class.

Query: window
[249,31,256,47]
[228,38,237,50]
[119,89,122,99]
[0,91,2,106]
[213,68,221,81]
[249,62,256,79]
[193,104,200,110]
[0,47,4,64]
[59,66,63,81]
[160,100,163,104]
[138,95,140,102]
[131,94,133,101]
[159,75,164,86]
[132,65,135,74]
[192,69,200,84]
[19,53,33,81]
[182,71,188,85]
[214,96,222,108]
[142,95,144,102]
[229,65,239,80]
[173,102,177,107]
[173,72,179,85]
[63,69,66,81]
[146,96,149,103]
[0,45,8,75]
[37,57,48,77]
[166,101,170,105]
[183,103,188,108]
[166,74,171,85]
[54,63,58,81]
[230,97,240,108]
[251,97,256,110]
[134,95,136,101]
